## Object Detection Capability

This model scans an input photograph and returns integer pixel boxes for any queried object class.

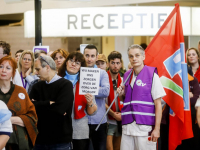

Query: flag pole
[95,69,134,131]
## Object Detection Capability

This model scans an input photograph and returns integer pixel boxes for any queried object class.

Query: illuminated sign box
[24,6,193,37]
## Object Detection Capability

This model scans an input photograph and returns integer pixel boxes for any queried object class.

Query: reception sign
[24,6,192,37]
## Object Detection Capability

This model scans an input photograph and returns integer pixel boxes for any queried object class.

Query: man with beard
[106,51,123,150]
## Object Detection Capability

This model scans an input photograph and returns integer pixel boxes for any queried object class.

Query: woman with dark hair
[0,56,38,150]
[58,51,97,150]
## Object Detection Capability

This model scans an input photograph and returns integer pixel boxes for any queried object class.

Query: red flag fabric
[144,3,193,150]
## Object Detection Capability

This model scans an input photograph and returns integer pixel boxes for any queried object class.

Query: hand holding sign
[84,93,93,105]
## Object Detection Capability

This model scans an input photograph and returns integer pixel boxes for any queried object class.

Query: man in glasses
[29,55,74,150]
[106,51,123,150]
[83,45,110,150]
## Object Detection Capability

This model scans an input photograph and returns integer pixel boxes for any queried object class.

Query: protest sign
[80,44,88,54]
[79,67,100,95]
[33,46,49,53]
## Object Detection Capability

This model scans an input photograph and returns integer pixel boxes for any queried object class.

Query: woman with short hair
[58,51,97,150]
[0,56,38,150]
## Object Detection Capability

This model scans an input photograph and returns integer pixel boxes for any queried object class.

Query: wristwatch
[88,103,94,107]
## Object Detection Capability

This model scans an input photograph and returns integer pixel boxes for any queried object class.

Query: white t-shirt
[195,96,200,108]
[0,100,13,150]
[12,69,23,87]
[123,72,166,136]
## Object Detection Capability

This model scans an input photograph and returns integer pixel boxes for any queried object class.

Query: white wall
[188,36,200,49]
[115,36,133,70]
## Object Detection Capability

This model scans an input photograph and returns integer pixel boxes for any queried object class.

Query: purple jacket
[121,66,157,125]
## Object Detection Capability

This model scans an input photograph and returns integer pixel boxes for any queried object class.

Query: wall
[0,26,68,57]
[188,36,200,50]
[102,36,115,59]
[68,37,82,53]
[115,36,134,70]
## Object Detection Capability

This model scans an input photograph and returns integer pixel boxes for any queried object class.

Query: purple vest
[121,65,157,126]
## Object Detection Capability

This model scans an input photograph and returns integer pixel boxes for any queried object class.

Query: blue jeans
[33,143,72,150]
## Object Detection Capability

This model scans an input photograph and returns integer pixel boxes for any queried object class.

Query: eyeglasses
[23,58,32,62]
[68,59,81,66]
[40,56,50,66]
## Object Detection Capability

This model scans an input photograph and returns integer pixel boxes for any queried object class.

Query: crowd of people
[0,40,200,150]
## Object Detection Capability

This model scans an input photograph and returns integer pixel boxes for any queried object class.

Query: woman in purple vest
[117,44,166,150]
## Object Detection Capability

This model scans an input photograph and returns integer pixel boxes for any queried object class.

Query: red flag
[144,3,193,150]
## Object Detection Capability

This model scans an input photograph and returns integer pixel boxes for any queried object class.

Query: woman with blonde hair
[51,48,69,70]
[178,47,200,150]
[18,50,38,91]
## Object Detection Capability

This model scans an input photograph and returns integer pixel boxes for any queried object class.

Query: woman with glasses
[0,56,38,150]
[51,48,69,70]
[18,50,38,91]
[58,51,97,150]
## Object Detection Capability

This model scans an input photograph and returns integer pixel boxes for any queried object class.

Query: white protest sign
[80,44,88,54]
[79,67,100,95]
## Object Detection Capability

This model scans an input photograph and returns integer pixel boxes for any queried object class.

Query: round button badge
[18,93,25,100]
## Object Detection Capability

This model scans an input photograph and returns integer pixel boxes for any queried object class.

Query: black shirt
[0,82,15,104]
[29,78,74,144]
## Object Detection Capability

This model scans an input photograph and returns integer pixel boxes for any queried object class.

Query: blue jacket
[88,69,110,124]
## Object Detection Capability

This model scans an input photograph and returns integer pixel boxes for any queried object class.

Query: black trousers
[89,123,107,150]
[160,114,200,150]
[72,139,90,150]
[159,123,169,150]
[176,113,200,150]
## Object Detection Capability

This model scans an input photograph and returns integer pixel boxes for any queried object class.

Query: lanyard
[20,72,27,89]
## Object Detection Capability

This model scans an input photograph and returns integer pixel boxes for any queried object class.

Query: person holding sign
[58,51,97,150]
[83,45,110,150]
[29,55,73,150]
[18,50,38,91]
[106,51,123,150]
[117,45,166,150]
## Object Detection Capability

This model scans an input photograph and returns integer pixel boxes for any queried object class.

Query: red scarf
[74,81,87,119]
[129,70,134,84]
[194,67,200,83]
[107,71,123,120]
